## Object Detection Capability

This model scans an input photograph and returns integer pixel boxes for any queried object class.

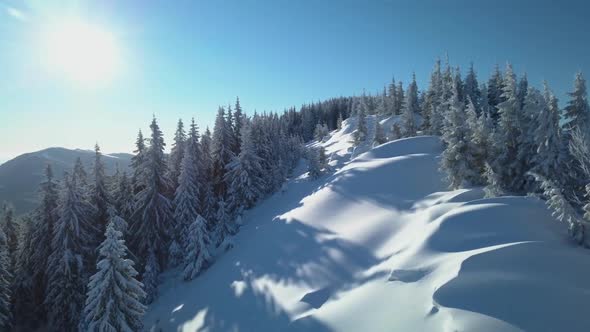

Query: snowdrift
[145,116,590,332]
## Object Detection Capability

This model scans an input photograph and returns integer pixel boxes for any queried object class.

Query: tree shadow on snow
[145,217,386,331]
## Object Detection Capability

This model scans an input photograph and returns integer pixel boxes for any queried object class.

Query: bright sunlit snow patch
[230,280,248,297]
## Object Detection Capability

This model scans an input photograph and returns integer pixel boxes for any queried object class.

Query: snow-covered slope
[145,116,590,332]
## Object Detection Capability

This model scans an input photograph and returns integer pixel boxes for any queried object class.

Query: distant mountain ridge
[0,147,132,215]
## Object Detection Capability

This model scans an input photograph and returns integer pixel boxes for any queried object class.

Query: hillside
[144,116,590,332]
[0,147,132,214]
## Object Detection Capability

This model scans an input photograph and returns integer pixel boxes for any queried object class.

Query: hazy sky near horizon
[1,0,589,163]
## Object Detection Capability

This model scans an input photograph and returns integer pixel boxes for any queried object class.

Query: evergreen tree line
[348,57,590,248]
[0,97,311,331]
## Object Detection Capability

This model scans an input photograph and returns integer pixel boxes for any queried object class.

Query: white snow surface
[145,116,590,332]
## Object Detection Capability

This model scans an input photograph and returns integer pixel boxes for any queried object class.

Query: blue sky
[0,0,589,163]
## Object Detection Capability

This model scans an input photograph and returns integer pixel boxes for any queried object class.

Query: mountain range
[0,147,132,215]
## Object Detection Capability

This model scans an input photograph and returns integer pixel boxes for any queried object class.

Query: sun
[40,19,121,85]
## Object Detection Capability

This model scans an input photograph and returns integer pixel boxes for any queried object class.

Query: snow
[144,116,590,332]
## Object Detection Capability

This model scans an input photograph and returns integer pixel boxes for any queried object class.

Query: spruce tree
[390,123,402,140]
[395,82,405,115]
[83,220,146,332]
[374,121,387,146]
[28,164,59,323]
[130,117,174,267]
[307,147,322,180]
[46,174,97,332]
[1,204,18,270]
[401,73,418,137]
[487,64,504,114]
[533,173,585,244]
[141,248,159,305]
[130,130,146,195]
[212,107,235,199]
[388,76,397,115]
[214,198,233,245]
[171,132,200,267]
[464,63,481,112]
[564,72,590,133]
[494,64,525,192]
[199,127,217,229]
[92,144,111,243]
[183,215,212,281]
[225,123,265,212]
[168,119,186,193]
[516,73,529,110]
[531,84,562,185]
[518,86,542,190]
[465,97,486,185]
[440,80,474,189]
[113,172,134,225]
[73,157,89,188]
[353,98,368,145]
[424,59,443,134]
[233,97,244,154]
[336,112,344,130]
[0,225,11,330]
[12,215,37,328]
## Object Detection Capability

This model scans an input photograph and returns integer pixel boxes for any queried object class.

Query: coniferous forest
[1,57,590,331]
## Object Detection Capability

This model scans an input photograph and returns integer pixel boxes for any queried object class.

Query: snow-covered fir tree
[131,130,146,194]
[0,225,11,330]
[130,117,174,268]
[171,129,201,267]
[225,122,265,212]
[465,97,486,185]
[183,215,213,281]
[214,198,233,245]
[563,72,589,134]
[533,173,586,244]
[440,80,475,189]
[212,107,236,199]
[92,144,111,245]
[517,86,542,190]
[232,97,244,154]
[307,147,322,180]
[83,220,146,332]
[113,172,134,225]
[141,248,159,305]
[424,59,443,134]
[353,98,368,145]
[376,87,389,115]
[401,73,418,137]
[12,214,39,328]
[529,84,561,186]
[46,174,97,332]
[27,164,59,324]
[390,123,402,141]
[336,112,344,129]
[484,162,504,198]
[493,64,525,192]
[464,63,481,111]
[168,119,186,192]
[395,81,405,116]
[1,204,18,270]
[516,73,529,110]
[314,123,329,142]
[73,157,89,188]
[199,127,217,229]
[374,121,387,146]
[487,64,504,114]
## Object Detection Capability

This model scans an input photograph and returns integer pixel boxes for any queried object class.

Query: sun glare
[41,19,121,85]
